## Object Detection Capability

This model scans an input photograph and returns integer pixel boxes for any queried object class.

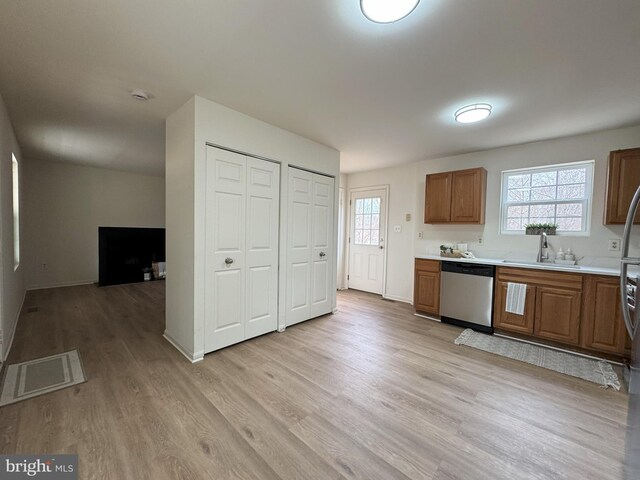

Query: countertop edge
[414,254,620,277]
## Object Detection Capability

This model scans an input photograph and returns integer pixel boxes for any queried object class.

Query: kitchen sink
[502,259,582,270]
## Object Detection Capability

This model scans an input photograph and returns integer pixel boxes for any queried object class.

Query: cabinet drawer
[415,259,441,273]
[496,267,582,290]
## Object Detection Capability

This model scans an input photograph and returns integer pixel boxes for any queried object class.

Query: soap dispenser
[556,247,565,261]
[565,248,575,261]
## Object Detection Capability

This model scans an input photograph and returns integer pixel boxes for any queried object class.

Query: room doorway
[347,186,388,295]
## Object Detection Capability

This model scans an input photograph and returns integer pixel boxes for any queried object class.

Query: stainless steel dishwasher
[440,262,495,333]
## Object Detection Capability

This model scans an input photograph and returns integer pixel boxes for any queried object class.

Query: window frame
[499,160,594,236]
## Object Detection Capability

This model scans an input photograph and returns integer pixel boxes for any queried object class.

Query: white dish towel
[506,282,527,315]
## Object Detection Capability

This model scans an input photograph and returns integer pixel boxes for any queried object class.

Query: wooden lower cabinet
[534,286,582,345]
[414,259,440,315]
[581,275,630,355]
[494,281,536,334]
[493,267,629,358]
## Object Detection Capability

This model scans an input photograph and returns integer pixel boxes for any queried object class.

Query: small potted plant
[525,223,558,235]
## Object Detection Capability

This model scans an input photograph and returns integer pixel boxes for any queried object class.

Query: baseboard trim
[27,280,96,291]
[494,333,624,366]
[414,312,441,322]
[3,289,27,362]
[163,331,204,363]
[382,294,413,304]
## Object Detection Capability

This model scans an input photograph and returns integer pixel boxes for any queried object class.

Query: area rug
[0,349,87,407]
[454,329,620,390]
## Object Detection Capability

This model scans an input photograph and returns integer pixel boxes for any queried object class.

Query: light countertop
[415,254,622,277]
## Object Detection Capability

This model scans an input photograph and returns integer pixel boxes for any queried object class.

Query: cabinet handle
[225,257,234,265]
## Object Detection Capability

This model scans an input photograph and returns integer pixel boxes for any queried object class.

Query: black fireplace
[98,227,165,287]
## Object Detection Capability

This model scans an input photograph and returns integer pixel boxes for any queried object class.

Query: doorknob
[319,251,326,257]
[225,257,234,265]
[379,246,384,249]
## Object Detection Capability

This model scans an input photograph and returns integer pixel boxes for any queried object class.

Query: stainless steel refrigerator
[621,186,640,479]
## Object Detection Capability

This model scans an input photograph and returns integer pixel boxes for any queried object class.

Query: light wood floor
[0,283,628,479]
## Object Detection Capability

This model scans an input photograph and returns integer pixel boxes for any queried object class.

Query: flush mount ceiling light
[360,0,420,23]
[454,103,492,124]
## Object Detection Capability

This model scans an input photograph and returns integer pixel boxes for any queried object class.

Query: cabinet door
[604,148,640,224]
[493,281,536,334]
[424,172,452,223]
[534,287,582,345]
[451,168,486,224]
[581,276,628,355]
[414,270,440,315]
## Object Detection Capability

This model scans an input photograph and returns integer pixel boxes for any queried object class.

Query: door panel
[205,148,280,352]
[311,174,334,318]
[287,168,335,325]
[348,189,387,294]
[287,169,314,325]
[244,157,280,340]
[424,172,452,223]
[205,148,246,352]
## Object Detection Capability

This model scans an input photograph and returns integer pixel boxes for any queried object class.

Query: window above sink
[500,160,594,236]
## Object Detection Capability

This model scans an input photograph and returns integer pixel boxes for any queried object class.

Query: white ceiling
[0,1,639,177]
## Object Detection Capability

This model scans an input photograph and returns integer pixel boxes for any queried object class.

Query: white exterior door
[348,189,387,294]
[205,147,280,353]
[286,167,335,326]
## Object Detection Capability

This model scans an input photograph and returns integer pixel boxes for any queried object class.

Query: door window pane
[353,196,382,245]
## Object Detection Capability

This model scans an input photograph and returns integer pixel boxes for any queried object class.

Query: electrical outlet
[477,236,484,245]
[394,225,402,233]
[417,231,423,239]
[608,239,621,251]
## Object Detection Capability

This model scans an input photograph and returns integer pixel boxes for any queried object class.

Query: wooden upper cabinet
[451,168,487,223]
[581,275,629,355]
[604,147,640,224]
[424,168,486,224]
[424,172,452,223]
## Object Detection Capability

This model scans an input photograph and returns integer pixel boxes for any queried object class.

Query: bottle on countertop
[556,248,565,261]
[565,248,575,261]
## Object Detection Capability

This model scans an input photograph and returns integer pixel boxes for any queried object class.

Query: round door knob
[225,257,234,265]
[319,251,326,257]
[379,246,384,249]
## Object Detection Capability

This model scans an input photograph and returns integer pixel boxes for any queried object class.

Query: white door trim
[346,184,390,298]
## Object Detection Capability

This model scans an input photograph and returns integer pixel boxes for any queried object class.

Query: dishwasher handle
[441,262,495,277]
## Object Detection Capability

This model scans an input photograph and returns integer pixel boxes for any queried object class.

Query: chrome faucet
[537,232,548,263]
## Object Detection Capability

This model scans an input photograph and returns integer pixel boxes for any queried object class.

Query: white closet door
[205,147,246,352]
[311,174,334,318]
[286,167,335,326]
[286,168,313,325]
[245,157,280,339]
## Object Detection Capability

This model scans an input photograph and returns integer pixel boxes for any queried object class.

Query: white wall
[23,158,165,289]
[165,95,340,361]
[0,94,25,361]
[165,97,196,362]
[346,124,640,304]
